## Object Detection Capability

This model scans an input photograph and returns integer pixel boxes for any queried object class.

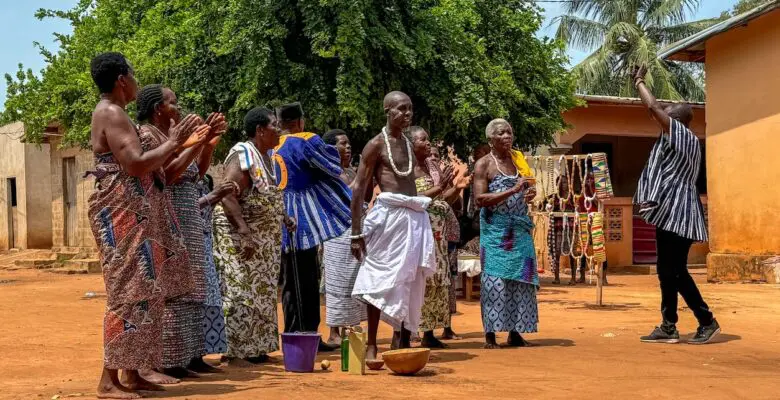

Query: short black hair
[243,107,273,138]
[408,125,426,138]
[90,52,131,94]
[323,129,347,145]
[669,104,694,127]
[136,84,164,122]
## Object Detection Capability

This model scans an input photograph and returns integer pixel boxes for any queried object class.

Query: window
[8,178,17,207]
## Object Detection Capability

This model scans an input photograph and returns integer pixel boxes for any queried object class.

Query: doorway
[63,157,78,247]
[5,178,17,249]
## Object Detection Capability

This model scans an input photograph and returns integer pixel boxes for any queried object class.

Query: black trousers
[656,228,714,326]
[281,247,321,333]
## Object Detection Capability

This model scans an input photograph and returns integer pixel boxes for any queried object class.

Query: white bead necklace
[381,126,413,177]
[248,141,276,186]
[490,151,519,178]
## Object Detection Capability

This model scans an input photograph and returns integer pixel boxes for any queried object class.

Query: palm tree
[554,0,720,101]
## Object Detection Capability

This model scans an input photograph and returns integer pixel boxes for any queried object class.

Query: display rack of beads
[524,153,614,306]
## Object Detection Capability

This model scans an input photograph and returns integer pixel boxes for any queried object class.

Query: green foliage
[720,0,772,17]
[555,0,721,102]
[2,0,577,158]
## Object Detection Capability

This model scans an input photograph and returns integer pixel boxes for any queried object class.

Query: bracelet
[634,78,645,88]
[348,233,365,240]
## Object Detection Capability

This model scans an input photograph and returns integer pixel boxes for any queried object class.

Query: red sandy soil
[0,267,779,400]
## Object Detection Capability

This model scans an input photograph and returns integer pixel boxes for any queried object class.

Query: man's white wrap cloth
[352,193,436,333]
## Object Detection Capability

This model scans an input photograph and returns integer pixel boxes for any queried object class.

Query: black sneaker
[640,325,680,344]
[688,319,721,345]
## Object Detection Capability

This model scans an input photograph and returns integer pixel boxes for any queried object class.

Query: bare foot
[224,357,254,368]
[188,357,222,373]
[97,368,141,399]
[97,386,141,399]
[162,367,200,379]
[507,331,534,347]
[139,369,179,385]
[421,331,449,349]
[441,328,462,340]
[246,354,271,364]
[366,344,378,362]
[326,327,342,346]
[391,331,401,350]
[484,333,501,349]
[123,370,165,391]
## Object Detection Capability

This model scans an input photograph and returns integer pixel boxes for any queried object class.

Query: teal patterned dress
[480,174,539,333]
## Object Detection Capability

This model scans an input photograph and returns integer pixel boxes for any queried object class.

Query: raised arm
[164,144,204,183]
[634,67,671,132]
[104,108,186,177]
[196,113,228,179]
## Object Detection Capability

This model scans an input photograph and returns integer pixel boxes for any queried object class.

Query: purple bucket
[281,332,321,372]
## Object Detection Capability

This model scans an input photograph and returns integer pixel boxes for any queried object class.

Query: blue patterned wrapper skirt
[480,274,538,333]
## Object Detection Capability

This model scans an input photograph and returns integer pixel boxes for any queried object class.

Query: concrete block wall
[50,137,96,249]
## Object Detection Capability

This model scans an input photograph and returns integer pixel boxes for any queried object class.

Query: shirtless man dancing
[350,91,437,361]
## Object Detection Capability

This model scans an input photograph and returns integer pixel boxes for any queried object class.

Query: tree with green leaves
[722,0,772,17]
[555,0,721,101]
[1,0,577,158]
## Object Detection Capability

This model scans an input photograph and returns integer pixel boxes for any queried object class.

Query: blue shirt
[273,132,352,252]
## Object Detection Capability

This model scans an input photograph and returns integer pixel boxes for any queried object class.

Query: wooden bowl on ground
[366,359,385,370]
[381,348,430,375]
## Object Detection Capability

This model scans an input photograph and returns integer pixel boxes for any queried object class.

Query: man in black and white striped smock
[632,67,720,345]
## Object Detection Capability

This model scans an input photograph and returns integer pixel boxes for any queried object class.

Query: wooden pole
[595,261,603,306]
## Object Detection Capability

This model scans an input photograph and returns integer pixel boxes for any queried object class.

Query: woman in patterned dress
[197,175,236,359]
[86,53,200,399]
[473,119,539,349]
[429,144,466,340]
[136,84,227,380]
[213,106,291,365]
[409,126,463,349]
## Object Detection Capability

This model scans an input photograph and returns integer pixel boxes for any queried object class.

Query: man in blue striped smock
[273,102,352,352]
[633,67,720,345]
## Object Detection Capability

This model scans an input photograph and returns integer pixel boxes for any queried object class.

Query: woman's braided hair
[136,84,164,122]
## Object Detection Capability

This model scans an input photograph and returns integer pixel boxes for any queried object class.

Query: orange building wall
[560,103,706,145]
[704,11,780,282]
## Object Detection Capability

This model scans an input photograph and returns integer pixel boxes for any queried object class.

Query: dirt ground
[0,267,779,400]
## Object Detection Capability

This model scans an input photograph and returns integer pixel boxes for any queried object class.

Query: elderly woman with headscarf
[472,118,539,349]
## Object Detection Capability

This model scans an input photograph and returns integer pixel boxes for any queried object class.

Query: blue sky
[0,0,739,109]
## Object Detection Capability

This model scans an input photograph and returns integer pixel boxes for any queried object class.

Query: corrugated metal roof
[659,0,780,62]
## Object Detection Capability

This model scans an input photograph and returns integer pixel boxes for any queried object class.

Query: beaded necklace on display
[569,211,582,259]
[583,154,597,211]
[557,155,571,212]
[381,126,413,177]
[544,157,555,212]
[532,156,544,211]
[545,156,555,198]
[571,155,581,212]
[560,213,571,257]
